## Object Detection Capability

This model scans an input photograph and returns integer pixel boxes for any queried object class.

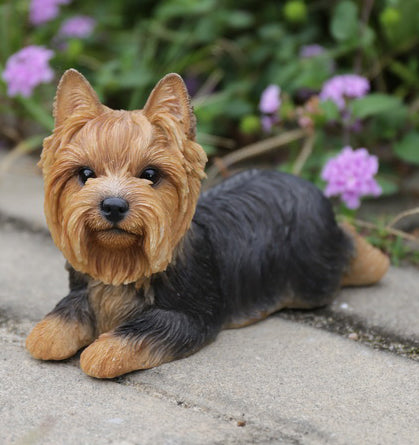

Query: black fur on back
[137,170,353,343]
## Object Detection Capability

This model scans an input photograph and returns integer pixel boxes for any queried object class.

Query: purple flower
[259,85,281,114]
[321,147,381,209]
[59,15,96,38]
[299,44,325,58]
[319,74,370,110]
[30,0,71,26]
[261,115,279,133]
[2,46,54,97]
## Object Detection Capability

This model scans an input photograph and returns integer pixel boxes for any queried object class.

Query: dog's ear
[54,69,105,127]
[143,73,196,140]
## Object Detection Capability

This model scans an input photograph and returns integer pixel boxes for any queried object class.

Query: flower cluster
[59,15,96,39]
[299,44,325,58]
[2,1,97,98]
[30,0,71,25]
[319,74,370,110]
[2,46,54,97]
[259,85,281,132]
[321,147,381,209]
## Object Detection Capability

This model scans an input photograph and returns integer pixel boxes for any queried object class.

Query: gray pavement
[0,151,46,230]
[1,151,418,444]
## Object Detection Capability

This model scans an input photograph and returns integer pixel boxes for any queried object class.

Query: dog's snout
[100,197,129,224]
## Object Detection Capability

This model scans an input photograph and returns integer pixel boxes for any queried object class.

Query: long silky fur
[41,108,206,286]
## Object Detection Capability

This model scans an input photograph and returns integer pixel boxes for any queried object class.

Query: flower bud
[284,1,307,24]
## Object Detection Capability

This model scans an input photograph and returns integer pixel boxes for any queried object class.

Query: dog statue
[26,70,389,378]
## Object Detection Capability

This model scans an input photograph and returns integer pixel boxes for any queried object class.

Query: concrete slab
[2,312,418,445]
[0,221,67,321]
[334,267,419,341]
[1,336,258,445]
[0,150,46,230]
[125,318,419,445]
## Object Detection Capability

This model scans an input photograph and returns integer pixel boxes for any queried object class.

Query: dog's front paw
[26,315,94,361]
[80,333,165,378]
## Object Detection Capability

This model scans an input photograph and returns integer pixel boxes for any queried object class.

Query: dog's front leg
[26,267,96,360]
[80,308,219,378]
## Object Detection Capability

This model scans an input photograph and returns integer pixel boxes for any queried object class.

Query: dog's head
[40,69,206,286]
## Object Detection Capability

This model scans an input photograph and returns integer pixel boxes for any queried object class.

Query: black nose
[100,197,129,224]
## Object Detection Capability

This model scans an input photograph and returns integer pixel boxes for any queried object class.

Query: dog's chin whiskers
[92,226,139,249]
[105,227,131,235]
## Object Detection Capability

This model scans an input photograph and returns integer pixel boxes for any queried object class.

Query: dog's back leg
[340,223,390,287]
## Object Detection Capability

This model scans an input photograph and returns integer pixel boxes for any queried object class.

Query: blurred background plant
[2,0,419,253]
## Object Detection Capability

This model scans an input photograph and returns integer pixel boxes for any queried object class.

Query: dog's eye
[79,168,96,184]
[139,167,161,185]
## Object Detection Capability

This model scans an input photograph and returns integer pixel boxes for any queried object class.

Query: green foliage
[1,0,419,208]
[394,132,419,165]
[379,7,401,29]
[350,94,404,119]
[240,115,261,135]
[283,1,307,24]
[376,175,399,196]
[367,231,419,267]
[331,1,359,43]
[318,101,340,122]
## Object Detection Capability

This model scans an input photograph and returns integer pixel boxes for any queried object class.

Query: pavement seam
[115,378,331,445]
[0,210,50,237]
[277,308,419,361]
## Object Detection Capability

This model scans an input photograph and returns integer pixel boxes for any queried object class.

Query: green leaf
[223,98,253,118]
[394,131,419,165]
[226,11,253,28]
[369,105,408,140]
[376,175,399,196]
[319,100,340,121]
[330,1,359,42]
[350,94,403,119]
[66,39,84,60]
[293,57,334,90]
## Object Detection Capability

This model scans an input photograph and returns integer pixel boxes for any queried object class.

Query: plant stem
[353,218,417,242]
[0,134,45,176]
[205,128,307,183]
[292,132,315,176]
[354,0,375,74]
[387,207,419,229]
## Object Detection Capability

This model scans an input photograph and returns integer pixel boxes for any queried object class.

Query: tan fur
[88,281,152,334]
[39,70,206,286]
[80,332,170,378]
[341,223,390,286]
[26,315,94,360]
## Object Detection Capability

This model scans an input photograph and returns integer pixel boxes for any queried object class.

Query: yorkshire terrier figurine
[26,69,389,378]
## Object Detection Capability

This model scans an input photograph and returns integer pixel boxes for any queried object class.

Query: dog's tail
[340,222,390,287]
